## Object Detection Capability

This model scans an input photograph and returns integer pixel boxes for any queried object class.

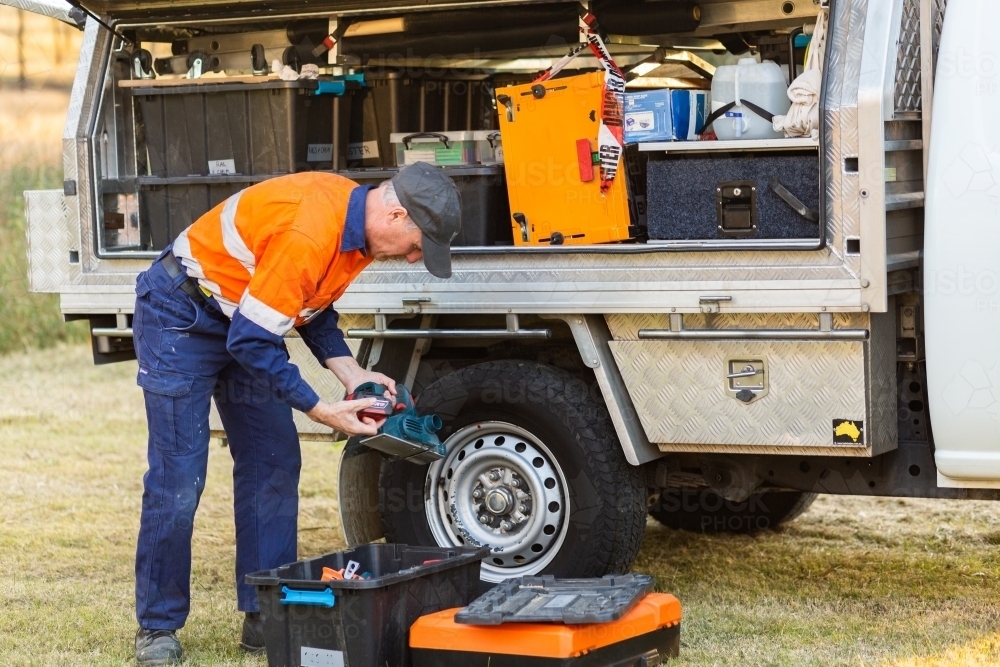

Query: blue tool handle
[314,81,347,96]
[280,586,335,608]
[395,385,414,410]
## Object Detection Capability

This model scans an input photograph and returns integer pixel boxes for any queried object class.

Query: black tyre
[648,488,817,534]
[378,361,647,583]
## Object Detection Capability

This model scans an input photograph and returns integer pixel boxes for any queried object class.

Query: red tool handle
[576,138,594,182]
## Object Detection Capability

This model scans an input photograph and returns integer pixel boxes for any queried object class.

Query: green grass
[0,162,88,354]
[2,344,1000,666]
[0,87,88,355]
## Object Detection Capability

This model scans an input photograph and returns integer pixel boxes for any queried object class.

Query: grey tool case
[455,573,655,625]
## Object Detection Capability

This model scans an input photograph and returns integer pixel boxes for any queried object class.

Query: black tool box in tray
[134,79,334,176]
[339,165,513,247]
[132,79,336,251]
[246,543,487,667]
[644,147,823,249]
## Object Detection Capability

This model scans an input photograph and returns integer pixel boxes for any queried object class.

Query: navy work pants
[132,257,301,630]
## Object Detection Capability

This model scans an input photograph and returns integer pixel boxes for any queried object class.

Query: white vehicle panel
[925,0,1000,484]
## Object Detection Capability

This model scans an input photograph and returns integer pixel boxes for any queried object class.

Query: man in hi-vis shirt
[131,163,460,665]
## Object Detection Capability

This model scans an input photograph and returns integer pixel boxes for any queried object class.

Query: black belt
[160,251,209,305]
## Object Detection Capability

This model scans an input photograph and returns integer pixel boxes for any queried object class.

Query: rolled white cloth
[298,64,320,80]
[772,68,822,139]
[271,59,299,81]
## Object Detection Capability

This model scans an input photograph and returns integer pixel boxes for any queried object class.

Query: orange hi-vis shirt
[172,173,373,337]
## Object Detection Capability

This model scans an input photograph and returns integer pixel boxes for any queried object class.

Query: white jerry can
[710,58,791,141]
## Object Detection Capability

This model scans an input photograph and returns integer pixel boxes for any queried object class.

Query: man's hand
[325,357,398,397]
[306,397,381,437]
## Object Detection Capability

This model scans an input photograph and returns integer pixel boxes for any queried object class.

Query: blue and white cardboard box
[624,90,710,143]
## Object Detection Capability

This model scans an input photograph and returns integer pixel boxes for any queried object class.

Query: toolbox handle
[770,178,820,223]
[576,139,595,182]
[280,586,336,608]
[402,132,451,150]
[486,131,501,148]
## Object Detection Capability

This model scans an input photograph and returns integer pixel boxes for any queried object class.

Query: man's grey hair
[378,180,420,232]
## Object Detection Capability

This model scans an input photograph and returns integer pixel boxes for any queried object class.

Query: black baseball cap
[391,162,461,279]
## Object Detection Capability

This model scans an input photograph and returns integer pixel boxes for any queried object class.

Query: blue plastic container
[624,89,710,143]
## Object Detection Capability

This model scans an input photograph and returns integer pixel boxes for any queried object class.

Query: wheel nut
[500,520,513,531]
[488,470,501,481]
[510,479,519,488]
[472,488,483,499]
[479,514,491,524]
[518,504,526,514]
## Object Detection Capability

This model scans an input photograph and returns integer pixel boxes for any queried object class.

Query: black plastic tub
[338,165,513,246]
[137,176,256,249]
[134,80,333,177]
[245,543,487,667]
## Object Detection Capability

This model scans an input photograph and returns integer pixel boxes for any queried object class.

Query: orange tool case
[409,593,681,666]
[496,71,640,247]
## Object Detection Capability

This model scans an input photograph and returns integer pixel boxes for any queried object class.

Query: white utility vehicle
[12,0,998,584]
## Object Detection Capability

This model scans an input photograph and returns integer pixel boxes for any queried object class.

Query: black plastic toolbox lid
[245,543,488,590]
[455,573,655,625]
[129,79,320,96]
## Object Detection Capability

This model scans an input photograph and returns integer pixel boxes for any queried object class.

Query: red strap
[577,139,594,182]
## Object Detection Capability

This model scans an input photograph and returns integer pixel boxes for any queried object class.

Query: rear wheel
[378,361,647,583]
[648,488,817,534]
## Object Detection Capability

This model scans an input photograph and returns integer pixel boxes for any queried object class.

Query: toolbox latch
[724,357,768,404]
[512,213,529,242]
[716,181,757,237]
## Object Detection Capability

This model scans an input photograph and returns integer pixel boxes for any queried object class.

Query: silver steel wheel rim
[425,422,570,582]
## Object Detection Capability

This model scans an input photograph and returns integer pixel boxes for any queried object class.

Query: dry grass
[2,344,1000,666]
[0,7,83,88]
[0,344,343,666]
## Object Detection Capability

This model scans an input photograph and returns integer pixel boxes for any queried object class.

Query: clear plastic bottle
[710,58,791,141]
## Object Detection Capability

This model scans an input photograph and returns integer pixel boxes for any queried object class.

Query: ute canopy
[11,0,575,23]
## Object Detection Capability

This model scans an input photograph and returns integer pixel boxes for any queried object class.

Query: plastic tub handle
[402,132,451,150]
[280,586,336,608]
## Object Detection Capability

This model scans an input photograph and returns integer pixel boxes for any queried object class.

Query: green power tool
[349,382,446,464]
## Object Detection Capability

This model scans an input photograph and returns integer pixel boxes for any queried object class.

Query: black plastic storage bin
[134,80,333,177]
[245,543,487,667]
[345,72,496,168]
[137,176,260,250]
[338,165,513,246]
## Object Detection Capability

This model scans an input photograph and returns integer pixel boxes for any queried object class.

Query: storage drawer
[646,151,821,245]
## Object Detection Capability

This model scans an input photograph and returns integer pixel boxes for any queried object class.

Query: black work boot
[135,628,182,665]
[240,612,266,654]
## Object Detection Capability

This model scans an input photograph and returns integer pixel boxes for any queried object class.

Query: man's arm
[298,308,398,396]
[226,230,378,436]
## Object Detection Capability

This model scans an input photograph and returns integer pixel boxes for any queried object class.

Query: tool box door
[497,71,634,246]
